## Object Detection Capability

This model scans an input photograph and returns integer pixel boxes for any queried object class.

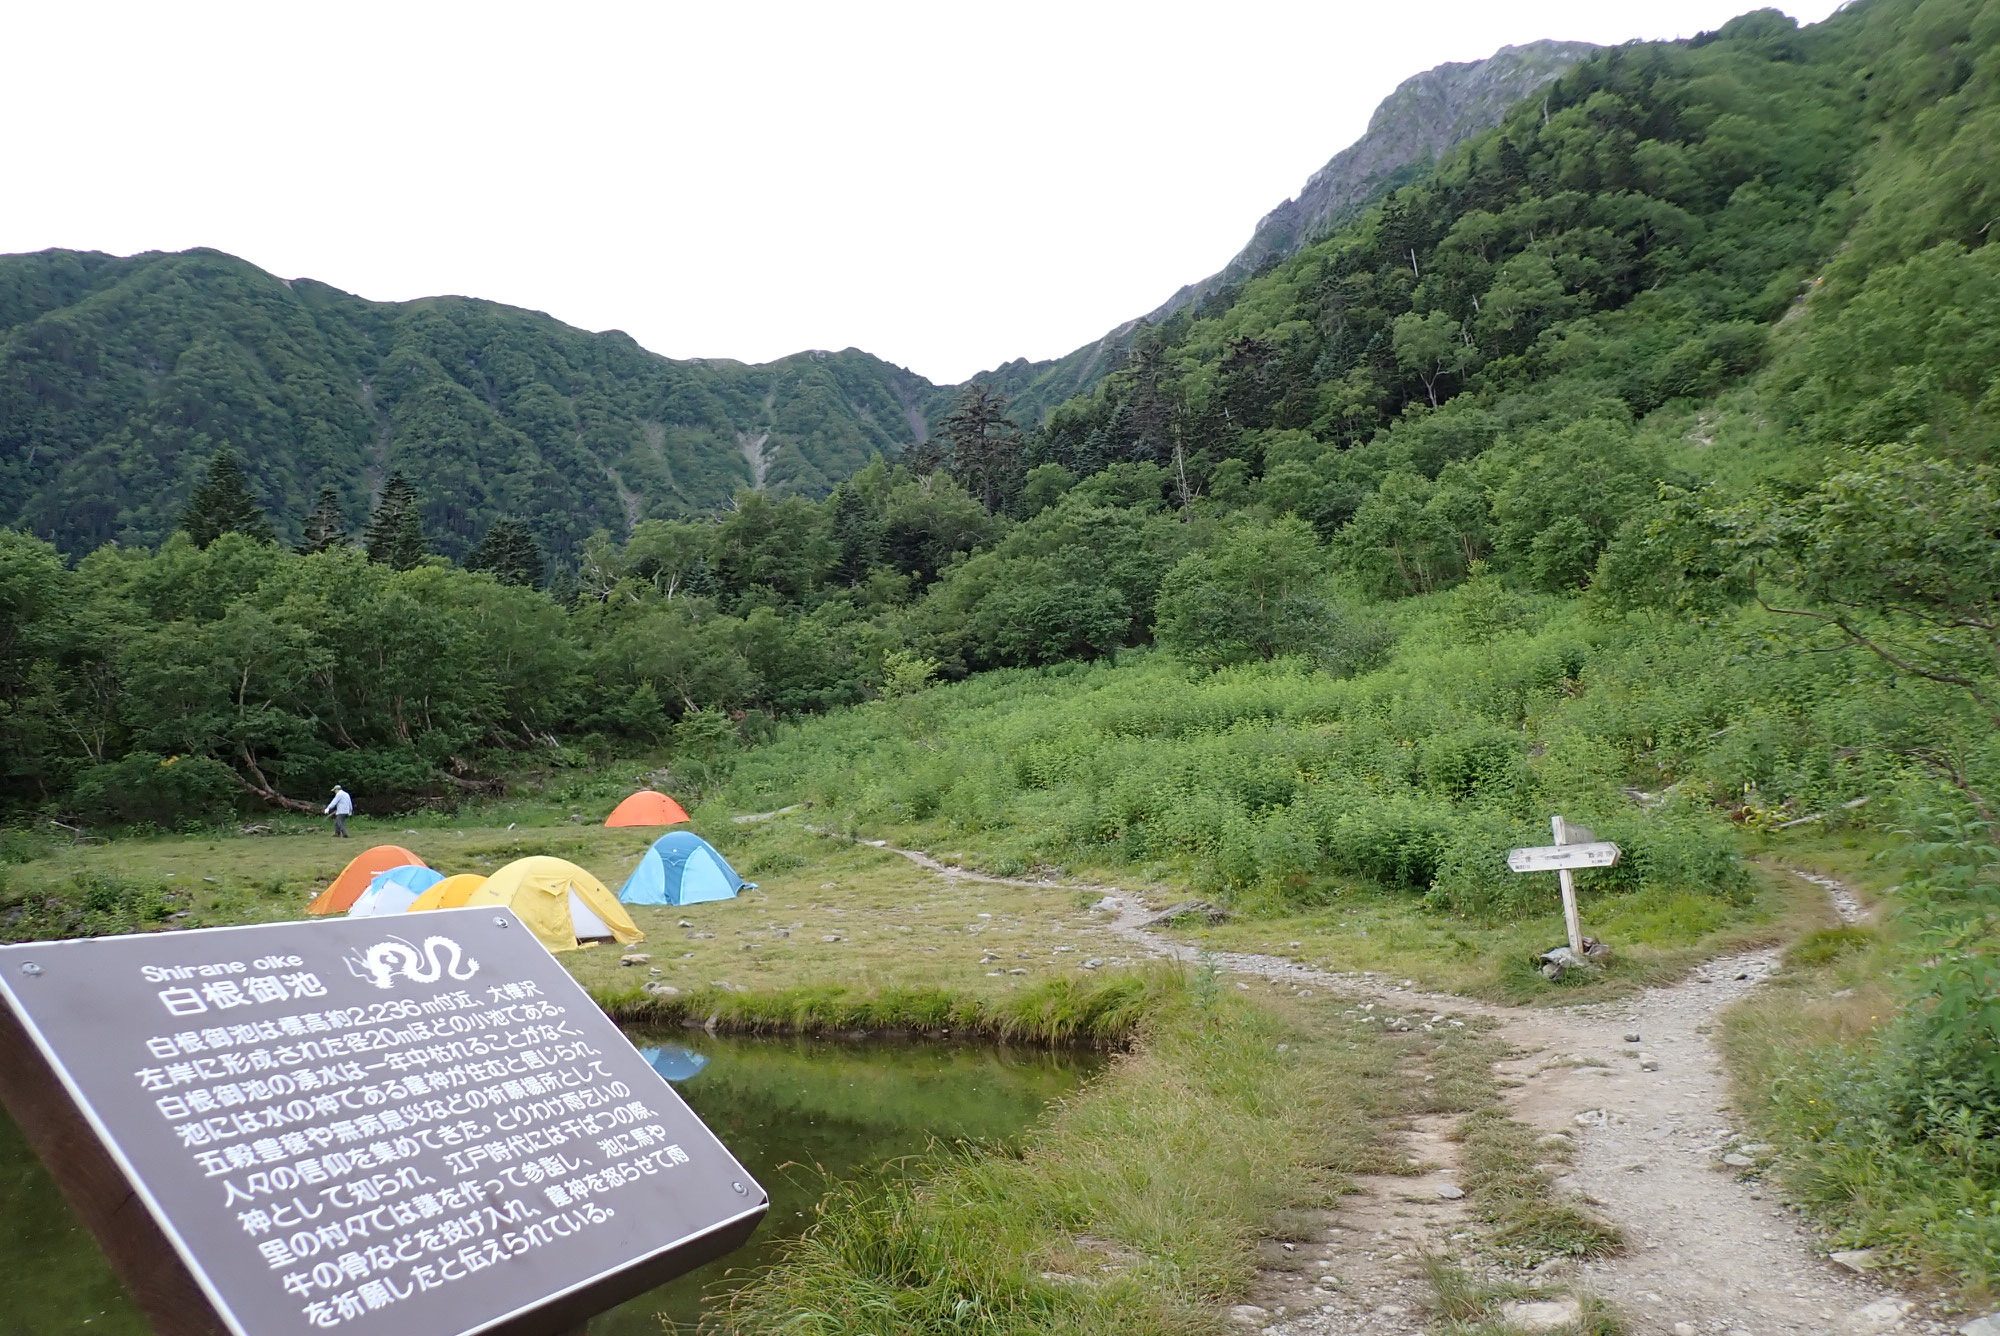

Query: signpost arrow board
[0,908,767,1336]
[1506,842,1622,873]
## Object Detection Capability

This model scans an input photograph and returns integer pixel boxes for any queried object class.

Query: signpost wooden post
[0,909,767,1336]
[1506,817,1619,954]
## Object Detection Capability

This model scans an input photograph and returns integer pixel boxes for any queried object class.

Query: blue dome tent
[347,864,445,918]
[618,831,752,906]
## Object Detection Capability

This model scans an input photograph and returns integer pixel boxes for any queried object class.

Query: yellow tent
[407,873,487,912]
[465,857,643,953]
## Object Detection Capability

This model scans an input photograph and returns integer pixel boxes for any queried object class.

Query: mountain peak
[1149,38,1600,323]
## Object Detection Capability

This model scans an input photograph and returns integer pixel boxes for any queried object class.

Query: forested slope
[972,40,1599,426]
[0,248,943,557]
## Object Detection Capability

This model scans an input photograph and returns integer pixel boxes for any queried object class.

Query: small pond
[0,1029,1100,1336]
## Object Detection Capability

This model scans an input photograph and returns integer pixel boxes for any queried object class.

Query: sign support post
[1506,818,1619,959]
[1553,816,1584,954]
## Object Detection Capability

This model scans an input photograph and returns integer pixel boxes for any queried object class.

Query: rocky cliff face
[983,39,1598,423]
[1151,39,1600,321]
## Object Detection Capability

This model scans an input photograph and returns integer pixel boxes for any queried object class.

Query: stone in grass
[619,953,652,967]
[1828,1249,1880,1274]
[642,982,680,998]
[1082,958,1104,969]
[1500,1297,1582,1331]
[1144,899,1230,928]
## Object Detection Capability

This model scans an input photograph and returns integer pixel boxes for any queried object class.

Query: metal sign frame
[0,909,766,1336]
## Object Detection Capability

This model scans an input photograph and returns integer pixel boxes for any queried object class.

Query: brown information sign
[0,909,765,1336]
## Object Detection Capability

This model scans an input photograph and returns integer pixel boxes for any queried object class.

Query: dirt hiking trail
[862,840,1952,1336]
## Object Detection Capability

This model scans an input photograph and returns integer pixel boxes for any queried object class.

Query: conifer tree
[937,382,1022,513]
[363,471,428,570]
[467,517,545,588]
[181,450,276,548]
[827,482,881,585]
[297,485,350,554]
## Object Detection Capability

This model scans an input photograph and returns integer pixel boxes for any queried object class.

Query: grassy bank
[726,977,1415,1336]
[1720,837,1999,1303]
[593,972,1168,1048]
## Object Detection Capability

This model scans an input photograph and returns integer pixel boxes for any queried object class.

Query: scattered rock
[1227,1304,1269,1326]
[641,982,680,998]
[1316,1275,1339,1290]
[677,919,694,928]
[619,953,652,967]
[1828,1249,1880,1274]
[1081,957,1104,969]
[1144,899,1230,928]
[1500,1297,1583,1331]
[1624,1031,1642,1043]
[1848,1299,1913,1333]
[1008,968,1027,975]
[1722,1153,1756,1168]
[690,931,714,939]
[822,935,843,943]
[1435,1184,1465,1199]
[1638,1052,1660,1071]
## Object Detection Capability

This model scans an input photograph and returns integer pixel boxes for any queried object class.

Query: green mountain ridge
[0,247,951,557]
[0,37,1610,554]
[969,39,1601,425]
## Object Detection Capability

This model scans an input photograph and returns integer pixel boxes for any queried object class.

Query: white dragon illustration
[343,935,481,990]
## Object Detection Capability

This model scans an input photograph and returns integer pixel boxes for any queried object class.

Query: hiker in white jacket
[325,784,353,838]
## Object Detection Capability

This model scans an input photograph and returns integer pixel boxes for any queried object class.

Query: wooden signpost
[1507,816,1620,953]
[0,909,767,1336]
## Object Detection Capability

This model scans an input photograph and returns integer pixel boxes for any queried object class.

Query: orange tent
[407,874,487,912]
[605,790,690,827]
[306,845,427,916]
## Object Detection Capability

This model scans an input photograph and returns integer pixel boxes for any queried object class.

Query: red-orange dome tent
[306,845,427,916]
[605,790,690,827]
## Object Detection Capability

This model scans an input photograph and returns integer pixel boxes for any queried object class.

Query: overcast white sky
[5,1,1843,384]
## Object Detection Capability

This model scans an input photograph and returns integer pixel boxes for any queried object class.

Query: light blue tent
[638,1044,711,1082]
[347,864,445,917]
[618,831,751,906]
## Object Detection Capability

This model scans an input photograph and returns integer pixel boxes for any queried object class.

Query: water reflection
[0,1028,1099,1336]
[638,1044,711,1083]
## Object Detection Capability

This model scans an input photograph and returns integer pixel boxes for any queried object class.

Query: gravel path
[864,840,1950,1336]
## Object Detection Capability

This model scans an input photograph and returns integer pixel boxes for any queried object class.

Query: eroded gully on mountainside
[863,840,1949,1336]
